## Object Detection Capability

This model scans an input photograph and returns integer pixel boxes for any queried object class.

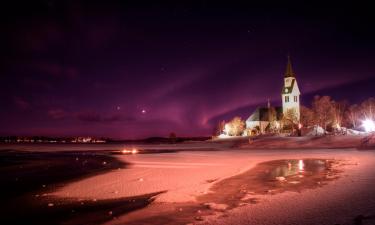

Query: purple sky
[1,1,375,139]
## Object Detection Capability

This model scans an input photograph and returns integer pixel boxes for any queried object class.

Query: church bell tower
[281,56,301,121]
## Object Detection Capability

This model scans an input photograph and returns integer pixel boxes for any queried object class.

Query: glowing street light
[362,119,375,132]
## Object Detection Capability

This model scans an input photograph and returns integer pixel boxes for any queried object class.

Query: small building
[246,104,283,134]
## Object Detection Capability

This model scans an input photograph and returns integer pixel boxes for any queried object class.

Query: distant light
[298,159,304,171]
[298,123,302,129]
[121,149,130,154]
[141,109,146,114]
[362,119,375,132]
[121,148,138,154]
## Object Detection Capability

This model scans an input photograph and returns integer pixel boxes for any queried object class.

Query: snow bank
[346,128,367,136]
[306,125,325,136]
[241,136,364,149]
[360,133,375,149]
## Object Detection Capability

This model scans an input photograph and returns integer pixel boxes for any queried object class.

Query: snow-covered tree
[226,117,246,136]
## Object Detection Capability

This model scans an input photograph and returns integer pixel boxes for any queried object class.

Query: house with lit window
[245,56,301,134]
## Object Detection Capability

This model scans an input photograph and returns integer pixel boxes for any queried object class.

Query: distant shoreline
[0,136,211,144]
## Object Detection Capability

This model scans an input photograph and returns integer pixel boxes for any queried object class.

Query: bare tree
[332,100,349,128]
[214,120,226,136]
[361,97,375,120]
[346,104,360,129]
[281,108,299,133]
[312,95,335,131]
[300,105,314,127]
[283,108,299,124]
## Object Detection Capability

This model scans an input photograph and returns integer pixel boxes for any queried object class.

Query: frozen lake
[2,143,375,225]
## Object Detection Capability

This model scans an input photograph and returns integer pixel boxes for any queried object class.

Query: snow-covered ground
[241,135,366,149]
[48,146,375,225]
[53,150,258,202]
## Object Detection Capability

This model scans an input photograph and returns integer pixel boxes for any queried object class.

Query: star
[141,109,146,114]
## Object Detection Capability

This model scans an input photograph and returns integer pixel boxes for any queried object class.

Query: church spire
[284,55,295,78]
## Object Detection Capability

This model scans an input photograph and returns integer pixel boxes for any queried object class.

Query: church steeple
[284,55,295,78]
[281,54,301,122]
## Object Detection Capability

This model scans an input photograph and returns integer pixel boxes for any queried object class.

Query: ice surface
[8,141,375,225]
[103,149,375,225]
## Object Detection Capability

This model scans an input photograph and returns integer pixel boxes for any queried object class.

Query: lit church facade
[245,56,301,134]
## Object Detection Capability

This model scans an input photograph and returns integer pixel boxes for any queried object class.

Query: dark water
[0,150,158,225]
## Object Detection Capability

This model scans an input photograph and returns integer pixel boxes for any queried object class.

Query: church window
[285,96,289,102]
[294,96,298,102]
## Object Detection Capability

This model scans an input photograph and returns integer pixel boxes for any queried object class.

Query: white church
[245,56,301,135]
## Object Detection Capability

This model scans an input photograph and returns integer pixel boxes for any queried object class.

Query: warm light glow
[121,149,130,154]
[298,123,302,129]
[362,119,375,132]
[122,148,139,154]
[223,124,230,134]
[298,159,304,171]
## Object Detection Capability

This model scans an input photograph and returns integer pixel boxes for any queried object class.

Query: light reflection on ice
[268,159,328,180]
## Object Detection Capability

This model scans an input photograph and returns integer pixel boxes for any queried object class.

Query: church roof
[246,106,283,122]
[284,55,295,78]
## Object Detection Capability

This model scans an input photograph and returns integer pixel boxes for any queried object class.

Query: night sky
[1,1,375,139]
